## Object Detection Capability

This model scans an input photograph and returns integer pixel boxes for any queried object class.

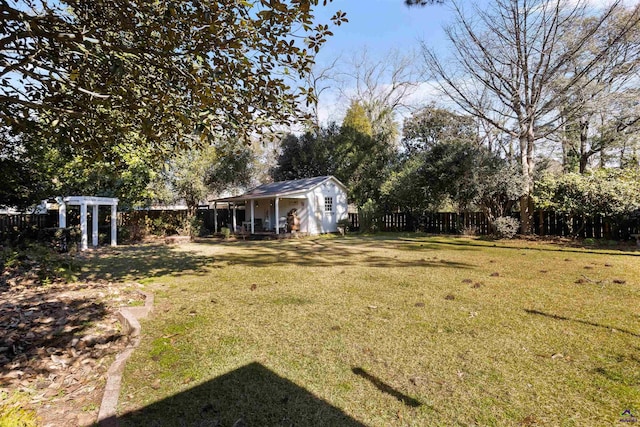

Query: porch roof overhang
[211,175,342,204]
[212,192,307,203]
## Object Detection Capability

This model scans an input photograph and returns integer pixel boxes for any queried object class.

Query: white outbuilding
[212,176,348,235]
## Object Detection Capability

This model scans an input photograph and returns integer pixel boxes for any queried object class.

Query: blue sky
[309,0,459,123]
[313,0,451,63]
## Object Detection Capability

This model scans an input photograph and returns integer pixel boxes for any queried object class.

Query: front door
[322,196,335,232]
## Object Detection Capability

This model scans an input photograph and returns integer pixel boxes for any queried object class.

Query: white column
[59,202,66,228]
[110,204,117,247]
[250,200,255,234]
[275,197,280,235]
[232,204,237,232]
[92,205,99,247]
[80,203,88,251]
[213,202,218,234]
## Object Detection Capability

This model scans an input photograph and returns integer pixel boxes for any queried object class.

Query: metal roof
[213,176,345,202]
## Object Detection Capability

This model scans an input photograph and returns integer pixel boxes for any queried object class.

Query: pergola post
[80,203,88,251]
[250,200,255,234]
[92,205,99,247]
[61,196,118,251]
[58,202,66,228]
[275,197,280,235]
[110,204,117,246]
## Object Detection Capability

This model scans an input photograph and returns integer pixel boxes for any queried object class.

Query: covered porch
[210,196,307,236]
[210,176,347,236]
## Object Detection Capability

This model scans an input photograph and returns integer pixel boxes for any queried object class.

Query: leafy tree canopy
[534,168,640,217]
[401,105,476,154]
[271,124,340,182]
[1,0,346,208]
[382,140,524,219]
[272,101,395,206]
[2,1,346,147]
[341,101,373,137]
[152,138,254,215]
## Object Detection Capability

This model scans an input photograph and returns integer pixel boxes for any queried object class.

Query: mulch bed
[1,266,144,427]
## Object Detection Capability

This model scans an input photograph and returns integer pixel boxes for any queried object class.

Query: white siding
[236,177,347,235]
[305,178,347,234]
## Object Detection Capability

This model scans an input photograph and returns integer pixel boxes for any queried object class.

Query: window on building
[324,197,333,213]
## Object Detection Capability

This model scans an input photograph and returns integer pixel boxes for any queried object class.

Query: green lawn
[87,235,640,426]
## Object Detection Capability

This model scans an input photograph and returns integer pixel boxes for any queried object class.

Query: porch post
[92,205,99,247]
[275,197,280,235]
[110,203,117,247]
[213,202,217,234]
[80,202,88,251]
[250,200,255,234]
[232,203,237,232]
[58,201,66,228]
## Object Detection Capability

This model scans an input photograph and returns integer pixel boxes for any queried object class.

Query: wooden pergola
[57,196,118,251]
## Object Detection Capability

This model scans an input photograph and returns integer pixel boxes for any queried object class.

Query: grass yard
[84,235,640,426]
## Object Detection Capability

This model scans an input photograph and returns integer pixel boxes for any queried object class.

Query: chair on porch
[278,217,288,233]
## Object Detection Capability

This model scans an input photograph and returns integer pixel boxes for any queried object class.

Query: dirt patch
[0,278,145,427]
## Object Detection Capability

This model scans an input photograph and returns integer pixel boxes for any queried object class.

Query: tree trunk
[519,128,535,234]
[579,120,589,173]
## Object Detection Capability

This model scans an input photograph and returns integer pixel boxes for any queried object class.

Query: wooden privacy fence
[348,211,640,240]
[2,209,639,241]
[0,213,56,240]
[348,212,491,234]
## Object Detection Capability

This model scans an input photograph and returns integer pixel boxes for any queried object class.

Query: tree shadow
[0,287,114,383]
[351,367,422,408]
[397,237,640,256]
[524,309,640,338]
[114,362,365,427]
[195,239,473,270]
[77,244,215,282]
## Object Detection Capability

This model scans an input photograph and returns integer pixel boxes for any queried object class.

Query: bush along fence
[0,207,243,243]
[2,209,639,242]
[348,211,640,240]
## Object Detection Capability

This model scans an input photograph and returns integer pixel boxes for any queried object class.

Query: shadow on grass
[397,236,640,256]
[524,309,640,338]
[196,239,473,270]
[77,244,214,282]
[351,367,422,408]
[114,362,365,427]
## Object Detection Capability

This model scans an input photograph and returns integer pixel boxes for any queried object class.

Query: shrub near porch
[108,236,640,426]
